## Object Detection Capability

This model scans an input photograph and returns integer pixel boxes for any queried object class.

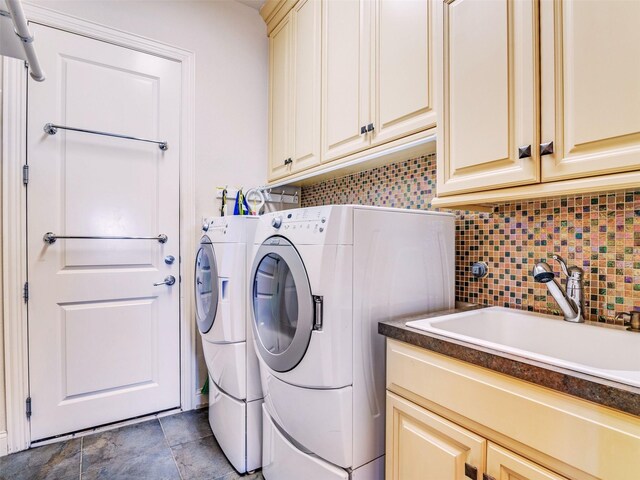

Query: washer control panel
[259,206,333,241]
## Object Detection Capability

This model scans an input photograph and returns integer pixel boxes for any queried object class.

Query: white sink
[406,306,640,388]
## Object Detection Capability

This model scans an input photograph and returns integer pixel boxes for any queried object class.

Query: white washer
[250,205,455,480]
[195,216,262,473]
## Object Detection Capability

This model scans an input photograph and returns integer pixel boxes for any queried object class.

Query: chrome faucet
[532,255,585,323]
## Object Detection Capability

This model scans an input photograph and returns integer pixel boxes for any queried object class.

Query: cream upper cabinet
[540,0,640,182]
[370,0,437,147]
[486,443,568,480]
[322,0,438,163]
[321,0,371,163]
[437,0,539,196]
[386,392,485,480]
[291,0,321,174]
[268,14,292,181]
[268,0,321,181]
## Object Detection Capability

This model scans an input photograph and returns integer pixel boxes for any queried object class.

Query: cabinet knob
[540,141,554,156]
[284,158,292,165]
[360,125,367,135]
[464,463,478,479]
[367,123,374,132]
[518,144,532,159]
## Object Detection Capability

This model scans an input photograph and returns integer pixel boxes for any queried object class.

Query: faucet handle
[552,254,583,280]
[551,254,569,276]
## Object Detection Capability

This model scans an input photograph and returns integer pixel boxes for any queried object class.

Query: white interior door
[26,24,181,440]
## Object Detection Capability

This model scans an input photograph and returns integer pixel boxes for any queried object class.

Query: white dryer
[249,205,455,480]
[195,216,262,473]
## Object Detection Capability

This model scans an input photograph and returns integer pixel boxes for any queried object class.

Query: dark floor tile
[216,472,264,480]
[81,420,167,472]
[171,435,235,480]
[160,408,212,447]
[81,447,180,480]
[0,438,81,480]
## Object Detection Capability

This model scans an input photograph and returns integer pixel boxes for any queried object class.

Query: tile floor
[0,409,263,480]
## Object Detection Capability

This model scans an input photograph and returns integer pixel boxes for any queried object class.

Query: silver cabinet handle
[154,275,176,286]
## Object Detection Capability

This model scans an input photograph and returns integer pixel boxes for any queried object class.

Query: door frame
[2,4,197,454]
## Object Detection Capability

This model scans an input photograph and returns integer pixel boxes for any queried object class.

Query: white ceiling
[236,0,264,11]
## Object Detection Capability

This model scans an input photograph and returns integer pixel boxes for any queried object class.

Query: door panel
[371,0,437,146]
[541,0,640,181]
[62,299,156,397]
[487,443,568,480]
[268,14,293,180]
[291,0,321,173]
[386,392,485,480]
[438,0,539,195]
[27,24,180,440]
[321,0,371,162]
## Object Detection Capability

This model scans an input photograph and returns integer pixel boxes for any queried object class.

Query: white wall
[30,0,268,221]
[0,59,7,445]
[0,0,267,443]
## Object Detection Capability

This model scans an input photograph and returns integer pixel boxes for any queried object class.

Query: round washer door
[194,239,219,334]
[250,236,313,372]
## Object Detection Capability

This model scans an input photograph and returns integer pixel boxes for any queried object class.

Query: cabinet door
[370,0,437,147]
[290,0,321,174]
[321,0,371,163]
[486,443,568,480]
[268,14,293,181]
[386,392,485,480]
[437,0,539,196]
[540,0,640,181]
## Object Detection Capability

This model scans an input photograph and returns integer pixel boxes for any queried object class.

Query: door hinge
[25,397,32,419]
[23,282,29,302]
[22,165,29,185]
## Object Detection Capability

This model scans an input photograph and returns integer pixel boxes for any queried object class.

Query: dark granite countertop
[378,305,640,417]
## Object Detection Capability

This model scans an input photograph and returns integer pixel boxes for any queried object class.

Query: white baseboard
[0,431,8,457]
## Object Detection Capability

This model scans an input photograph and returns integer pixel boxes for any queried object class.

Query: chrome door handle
[154,275,176,286]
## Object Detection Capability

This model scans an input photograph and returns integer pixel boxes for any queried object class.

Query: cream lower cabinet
[386,392,486,480]
[386,339,640,480]
[487,443,567,480]
[268,0,321,181]
[387,392,567,480]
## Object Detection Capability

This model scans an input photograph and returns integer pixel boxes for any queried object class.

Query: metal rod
[6,0,45,81]
[43,123,168,151]
[43,232,168,244]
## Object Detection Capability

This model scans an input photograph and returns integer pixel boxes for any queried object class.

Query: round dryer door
[194,239,219,334]
[251,237,314,372]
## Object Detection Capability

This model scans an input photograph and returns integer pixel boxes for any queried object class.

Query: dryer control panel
[254,206,353,245]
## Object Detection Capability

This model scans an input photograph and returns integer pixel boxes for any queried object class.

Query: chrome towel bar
[43,233,168,244]
[43,123,168,151]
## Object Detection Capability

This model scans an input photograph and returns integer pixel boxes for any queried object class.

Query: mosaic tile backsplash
[301,153,640,323]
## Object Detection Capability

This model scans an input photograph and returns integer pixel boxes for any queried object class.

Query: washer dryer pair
[249,205,456,480]
[194,216,261,474]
